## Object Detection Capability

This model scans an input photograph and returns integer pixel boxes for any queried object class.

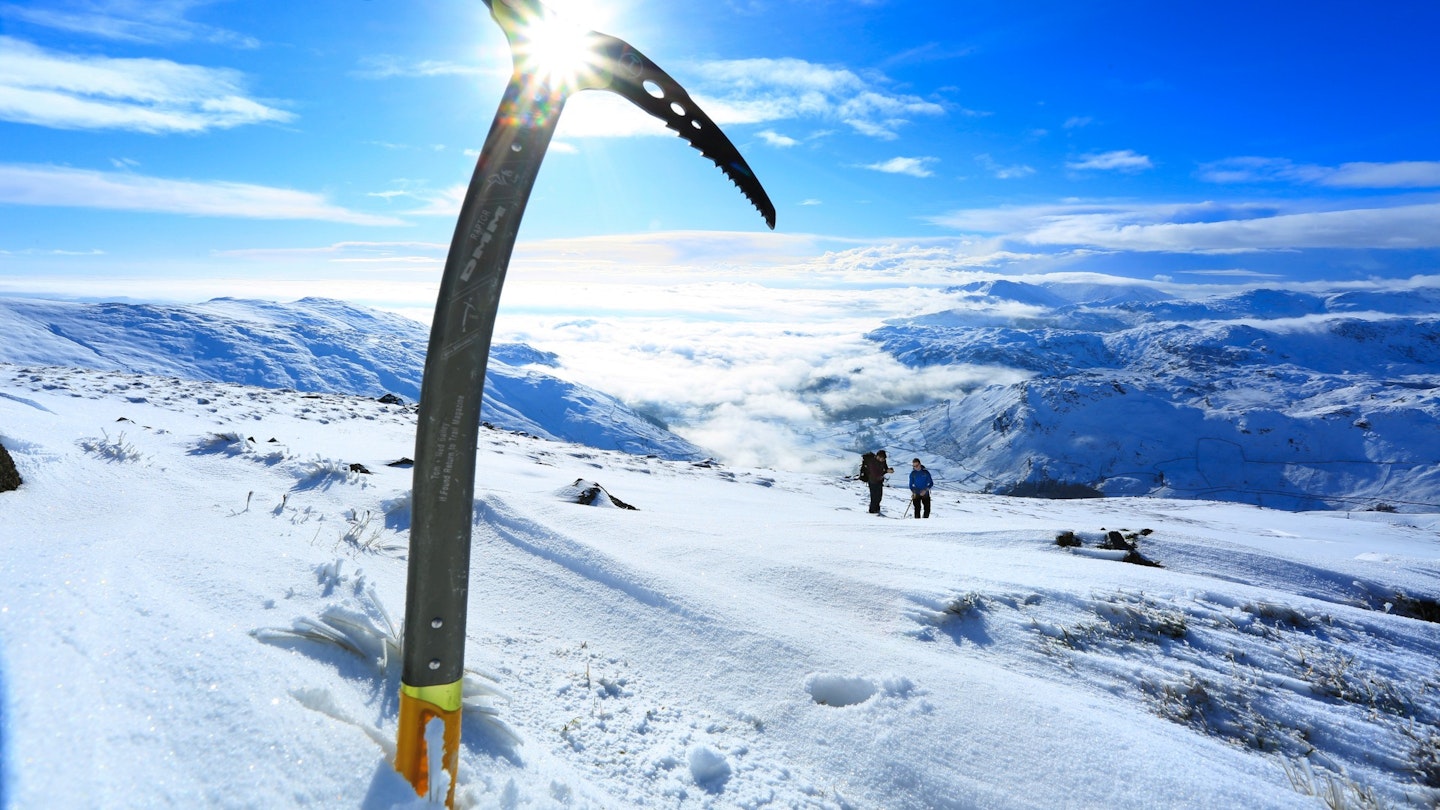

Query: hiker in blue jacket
[908,458,933,519]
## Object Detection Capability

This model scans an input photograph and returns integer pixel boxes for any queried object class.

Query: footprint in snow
[805,672,916,707]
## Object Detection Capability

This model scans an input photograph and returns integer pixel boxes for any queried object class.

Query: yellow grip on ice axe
[395,680,463,805]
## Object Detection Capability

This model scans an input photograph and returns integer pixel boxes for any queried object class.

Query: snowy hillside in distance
[860,281,1440,512]
[0,297,704,461]
[2,364,1438,809]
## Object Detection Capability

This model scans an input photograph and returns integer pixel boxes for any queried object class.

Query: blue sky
[3,0,1440,305]
[4,0,1440,468]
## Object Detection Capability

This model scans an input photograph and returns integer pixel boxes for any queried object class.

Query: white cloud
[0,36,291,133]
[551,69,943,143]
[213,241,446,267]
[351,56,498,80]
[1195,157,1323,185]
[0,0,258,47]
[688,57,945,140]
[929,198,1440,252]
[352,50,947,143]
[0,163,406,226]
[1182,269,1287,279]
[509,230,840,270]
[1199,157,1440,189]
[863,157,937,178]
[400,184,469,218]
[483,245,1053,470]
[1326,161,1440,188]
[758,130,800,148]
[1067,150,1153,173]
[975,153,1035,180]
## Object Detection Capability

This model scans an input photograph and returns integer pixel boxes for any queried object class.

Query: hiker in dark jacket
[862,450,893,514]
[908,458,933,519]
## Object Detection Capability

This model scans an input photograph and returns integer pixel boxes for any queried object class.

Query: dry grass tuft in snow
[77,430,146,463]
[252,560,519,750]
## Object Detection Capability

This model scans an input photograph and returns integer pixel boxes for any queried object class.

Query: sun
[520,13,596,84]
[503,0,615,88]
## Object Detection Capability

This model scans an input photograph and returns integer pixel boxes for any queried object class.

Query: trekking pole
[395,1,774,804]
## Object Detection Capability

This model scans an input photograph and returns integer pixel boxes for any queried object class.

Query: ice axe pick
[395,1,775,803]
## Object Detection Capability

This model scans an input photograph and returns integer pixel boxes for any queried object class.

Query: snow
[3,362,1438,808]
[0,297,704,461]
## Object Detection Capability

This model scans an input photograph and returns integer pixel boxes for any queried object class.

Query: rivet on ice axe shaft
[395,0,775,804]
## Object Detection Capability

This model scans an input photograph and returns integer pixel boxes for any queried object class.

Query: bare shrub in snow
[253,560,517,746]
[1038,589,1439,805]
[338,508,403,554]
[1282,759,1384,810]
[945,592,984,619]
[292,456,370,491]
[78,430,145,463]
[193,431,251,456]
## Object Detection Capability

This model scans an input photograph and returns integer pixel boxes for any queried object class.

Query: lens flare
[515,12,598,88]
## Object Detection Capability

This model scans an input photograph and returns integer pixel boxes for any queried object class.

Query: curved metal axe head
[482,0,776,229]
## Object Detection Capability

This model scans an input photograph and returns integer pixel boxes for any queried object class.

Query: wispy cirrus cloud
[691,57,945,140]
[384,184,469,218]
[350,56,499,80]
[1199,157,1440,189]
[214,241,445,263]
[1066,149,1153,173]
[930,198,1440,253]
[0,36,291,133]
[0,0,257,47]
[547,61,948,141]
[862,157,937,178]
[975,153,1035,179]
[357,51,948,143]
[758,129,800,148]
[0,163,405,226]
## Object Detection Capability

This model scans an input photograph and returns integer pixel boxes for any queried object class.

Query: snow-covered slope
[0,297,704,460]
[2,364,1437,808]
[859,282,1440,511]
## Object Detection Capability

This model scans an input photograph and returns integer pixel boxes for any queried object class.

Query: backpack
[858,452,874,482]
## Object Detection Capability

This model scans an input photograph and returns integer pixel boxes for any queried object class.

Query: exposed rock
[0,442,21,492]
[557,479,638,510]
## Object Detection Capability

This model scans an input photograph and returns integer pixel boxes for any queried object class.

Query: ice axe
[395,0,775,803]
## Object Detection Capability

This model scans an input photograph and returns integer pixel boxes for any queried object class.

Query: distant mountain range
[5,284,1437,511]
[0,297,704,460]
[853,280,1440,511]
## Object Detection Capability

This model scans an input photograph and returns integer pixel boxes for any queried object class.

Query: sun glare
[520,13,596,85]
[500,0,617,88]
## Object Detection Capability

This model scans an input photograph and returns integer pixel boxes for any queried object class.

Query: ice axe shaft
[395,69,564,806]
[395,1,773,805]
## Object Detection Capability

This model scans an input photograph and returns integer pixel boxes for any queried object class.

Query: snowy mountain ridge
[0,296,704,461]
[4,282,1436,512]
[860,281,1440,511]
